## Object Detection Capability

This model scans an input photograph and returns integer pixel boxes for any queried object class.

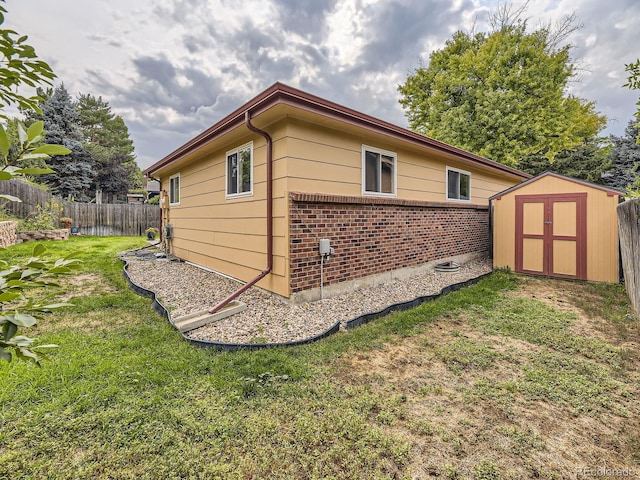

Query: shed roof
[490,171,624,200]
[145,82,530,180]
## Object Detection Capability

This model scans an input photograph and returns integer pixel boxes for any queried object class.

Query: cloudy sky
[5,0,640,170]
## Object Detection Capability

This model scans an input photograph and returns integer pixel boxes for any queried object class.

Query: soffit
[146,82,529,182]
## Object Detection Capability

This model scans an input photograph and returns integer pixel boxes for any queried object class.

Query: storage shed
[491,172,622,283]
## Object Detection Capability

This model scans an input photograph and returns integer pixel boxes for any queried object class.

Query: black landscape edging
[345,272,492,329]
[121,246,491,351]
[120,253,341,351]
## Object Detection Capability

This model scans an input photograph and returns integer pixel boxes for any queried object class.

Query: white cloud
[3,0,639,170]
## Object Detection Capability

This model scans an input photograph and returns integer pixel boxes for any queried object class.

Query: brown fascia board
[490,171,624,201]
[144,82,530,180]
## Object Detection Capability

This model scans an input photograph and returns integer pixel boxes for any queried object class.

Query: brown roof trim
[490,171,624,201]
[289,191,489,210]
[145,82,530,180]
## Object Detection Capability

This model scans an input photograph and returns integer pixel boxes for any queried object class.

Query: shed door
[515,193,587,280]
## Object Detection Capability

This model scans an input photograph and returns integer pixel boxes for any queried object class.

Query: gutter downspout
[209,110,273,314]
[146,174,163,245]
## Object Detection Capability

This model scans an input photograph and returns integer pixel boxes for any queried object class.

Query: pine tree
[517,138,611,184]
[28,85,94,200]
[76,94,142,199]
[602,120,640,191]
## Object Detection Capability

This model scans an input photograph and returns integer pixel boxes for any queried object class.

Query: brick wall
[289,192,490,293]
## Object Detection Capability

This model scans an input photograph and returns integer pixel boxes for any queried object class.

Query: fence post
[617,199,640,319]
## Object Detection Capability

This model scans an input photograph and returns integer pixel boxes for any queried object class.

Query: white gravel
[122,248,492,344]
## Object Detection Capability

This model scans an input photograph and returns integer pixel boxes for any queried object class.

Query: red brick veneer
[289,192,490,293]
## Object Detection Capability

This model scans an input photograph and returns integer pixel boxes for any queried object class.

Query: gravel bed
[122,248,492,344]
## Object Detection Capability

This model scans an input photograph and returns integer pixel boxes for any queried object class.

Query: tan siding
[161,119,291,297]
[586,192,619,282]
[288,157,361,188]
[162,115,523,298]
[286,123,362,196]
[396,174,443,197]
[492,175,619,283]
[492,195,516,269]
[285,118,521,205]
[170,225,287,255]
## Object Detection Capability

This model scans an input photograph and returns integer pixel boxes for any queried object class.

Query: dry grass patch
[56,273,119,302]
[337,276,640,479]
[512,276,639,346]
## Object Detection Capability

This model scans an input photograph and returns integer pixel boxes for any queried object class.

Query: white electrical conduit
[320,254,326,300]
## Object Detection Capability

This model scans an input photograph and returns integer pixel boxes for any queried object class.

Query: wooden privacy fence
[617,198,640,319]
[63,203,160,236]
[0,179,160,237]
[0,179,52,218]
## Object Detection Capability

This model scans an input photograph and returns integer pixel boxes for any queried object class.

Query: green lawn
[1,237,638,479]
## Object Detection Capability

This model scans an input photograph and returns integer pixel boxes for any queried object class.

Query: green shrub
[17,200,63,231]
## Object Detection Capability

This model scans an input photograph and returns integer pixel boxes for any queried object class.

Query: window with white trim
[446,167,471,201]
[226,142,253,198]
[362,145,396,196]
[169,173,180,205]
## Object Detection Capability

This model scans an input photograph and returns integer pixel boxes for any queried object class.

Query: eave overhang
[144,82,531,181]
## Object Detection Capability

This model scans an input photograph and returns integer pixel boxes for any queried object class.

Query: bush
[17,200,63,232]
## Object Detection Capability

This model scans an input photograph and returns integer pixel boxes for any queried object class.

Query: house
[143,178,160,202]
[144,83,529,302]
[126,193,145,204]
[491,171,622,283]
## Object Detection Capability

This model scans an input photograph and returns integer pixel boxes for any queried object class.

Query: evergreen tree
[601,120,640,191]
[517,138,611,184]
[30,85,94,200]
[76,94,133,153]
[76,94,142,198]
[94,151,137,199]
[398,9,605,167]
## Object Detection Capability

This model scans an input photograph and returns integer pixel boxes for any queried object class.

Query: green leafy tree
[517,138,611,184]
[624,59,640,143]
[0,242,79,364]
[602,120,640,193]
[0,1,79,365]
[398,9,605,167]
[624,173,640,198]
[0,121,78,365]
[0,2,54,119]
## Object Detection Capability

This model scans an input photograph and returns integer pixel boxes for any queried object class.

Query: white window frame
[361,145,397,197]
[225,141,253,199]
[446,167,471,202]
[169,173,180,206]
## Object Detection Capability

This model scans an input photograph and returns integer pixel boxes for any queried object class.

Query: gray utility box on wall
[319,238,334,256]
